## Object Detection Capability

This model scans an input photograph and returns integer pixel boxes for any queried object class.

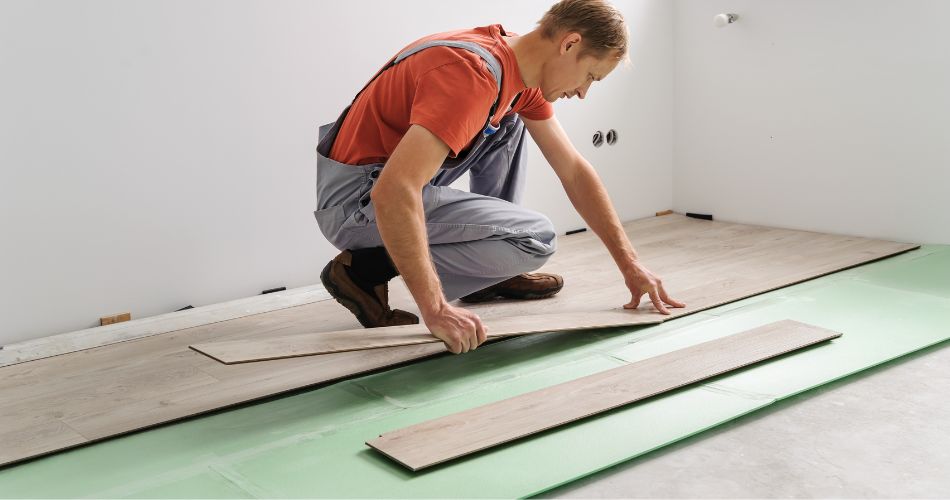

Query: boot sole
[458,289,499,303]
[461,287,563,303]
[498,288,562,300]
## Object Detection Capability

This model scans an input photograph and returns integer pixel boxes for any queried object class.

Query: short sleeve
[513,88,554,121]
[409,60,497,156]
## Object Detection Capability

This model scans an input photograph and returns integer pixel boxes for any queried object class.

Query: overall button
[370,170,380,178]
[360,198,369,207]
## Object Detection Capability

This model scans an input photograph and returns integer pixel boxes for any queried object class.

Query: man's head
[535,0,629,102]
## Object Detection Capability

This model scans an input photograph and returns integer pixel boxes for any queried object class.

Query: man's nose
[577,81,593,99]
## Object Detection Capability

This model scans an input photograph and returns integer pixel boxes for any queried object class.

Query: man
[314,0,684,355]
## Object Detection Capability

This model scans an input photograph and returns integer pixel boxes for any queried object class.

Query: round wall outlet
[593,131,605,147]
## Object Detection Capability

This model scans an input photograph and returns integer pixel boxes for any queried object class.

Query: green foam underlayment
[1,245,948,498]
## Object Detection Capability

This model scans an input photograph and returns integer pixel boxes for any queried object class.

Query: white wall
[526,0,674,232]
[0,0,673,344]
[673,0,950,244]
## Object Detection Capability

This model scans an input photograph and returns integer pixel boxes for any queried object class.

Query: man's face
[540,35,622,102]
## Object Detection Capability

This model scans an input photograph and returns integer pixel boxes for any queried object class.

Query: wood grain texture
[0,215,916,467]
[190,310,658,363]
[191,215,917,363]
[367,320,842,471]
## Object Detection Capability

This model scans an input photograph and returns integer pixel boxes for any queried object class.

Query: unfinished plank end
[100,312,131,326]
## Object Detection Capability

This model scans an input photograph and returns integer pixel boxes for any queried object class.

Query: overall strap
[352,40,505,136]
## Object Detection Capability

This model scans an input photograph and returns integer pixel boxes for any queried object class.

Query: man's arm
[523,115,685,314]
[371,124,487,353]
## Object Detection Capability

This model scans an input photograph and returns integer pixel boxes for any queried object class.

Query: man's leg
[428,116,563,302]
[339,184,558,302]
[424,188,557,301]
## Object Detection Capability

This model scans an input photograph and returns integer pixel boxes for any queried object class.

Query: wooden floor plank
[366,320,842,471]
[62,343,445,441]
[0,215,917,467]
[0,417,89,467]
[191,216,916,362]
[190,310,661,363]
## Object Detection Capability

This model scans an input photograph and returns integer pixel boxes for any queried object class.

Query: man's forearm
[373,190,446,315]
[563,160,639,273]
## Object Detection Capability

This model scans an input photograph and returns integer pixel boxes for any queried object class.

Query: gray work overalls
[314,40,557,301]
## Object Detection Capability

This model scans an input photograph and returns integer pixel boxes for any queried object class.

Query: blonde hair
[538,0,628,60]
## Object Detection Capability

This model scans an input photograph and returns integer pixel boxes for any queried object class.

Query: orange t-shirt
[329,24,554,165]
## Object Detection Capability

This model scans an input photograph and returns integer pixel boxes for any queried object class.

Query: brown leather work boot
[320,250,419,328]
[459,272,564,303]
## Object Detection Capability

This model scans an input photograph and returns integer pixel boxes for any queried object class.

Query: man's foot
[459,272,564,303]
[320,250,419,328]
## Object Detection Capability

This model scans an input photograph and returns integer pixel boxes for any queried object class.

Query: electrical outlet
[593,130,604,147]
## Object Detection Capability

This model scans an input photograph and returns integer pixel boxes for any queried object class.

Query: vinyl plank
[0,417,88,466]
[62,343,445,441]
[190,310,661,364]
[191,217,915,362]
[366,320,841,470]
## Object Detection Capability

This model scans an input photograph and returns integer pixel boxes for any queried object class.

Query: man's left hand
[622,261,686,315]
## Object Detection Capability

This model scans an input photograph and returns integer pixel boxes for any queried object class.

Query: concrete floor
[543,340,950,498]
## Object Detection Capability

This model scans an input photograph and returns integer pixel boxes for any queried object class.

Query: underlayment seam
[206,463,269,499]
[822,246,939,280]
[841,276,950,305]
[345,382,414,409]
[702,295,804,317]
[601,314,717,345]
[352,354,630,410]
[772,338,950,405]
[84,417,396,499]
[281,403,409,441]
[706,268,950,318]
[602,353,631,365]
[701,383,777,401]
[82,453,222,499]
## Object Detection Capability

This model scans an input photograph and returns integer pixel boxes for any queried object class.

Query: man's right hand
[373,124,488,355]
[422,303,487,354]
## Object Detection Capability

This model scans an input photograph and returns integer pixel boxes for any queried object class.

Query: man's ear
[560,32,582,55]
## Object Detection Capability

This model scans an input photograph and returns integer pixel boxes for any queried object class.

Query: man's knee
[512,213,557,274]
[522,247,554,273]
[531,212,558,252]
[515,212,555,243]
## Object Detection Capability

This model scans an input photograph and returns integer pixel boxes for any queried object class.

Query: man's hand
[421,304,488,354]
[622,261,685,315]
[523,116,686,315]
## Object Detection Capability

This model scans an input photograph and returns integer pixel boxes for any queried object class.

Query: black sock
[346,246,399,295]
